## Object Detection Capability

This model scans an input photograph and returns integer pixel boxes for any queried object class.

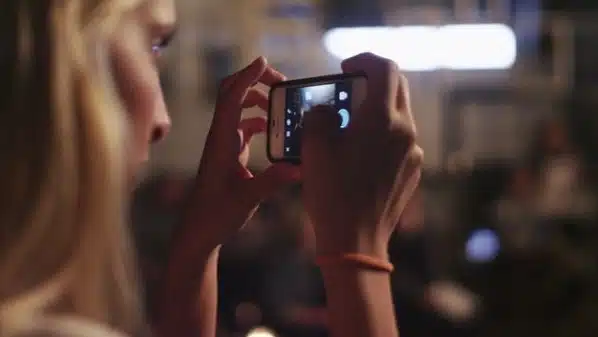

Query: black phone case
[266,72,367,165]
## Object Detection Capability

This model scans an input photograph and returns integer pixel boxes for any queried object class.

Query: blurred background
[132,0,598,336]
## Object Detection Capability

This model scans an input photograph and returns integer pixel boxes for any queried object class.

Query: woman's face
[110,0,176,178]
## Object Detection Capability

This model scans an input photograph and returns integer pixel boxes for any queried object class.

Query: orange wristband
[315,253,394,273]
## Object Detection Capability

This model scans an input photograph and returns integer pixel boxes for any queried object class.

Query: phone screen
[282,81,353,158]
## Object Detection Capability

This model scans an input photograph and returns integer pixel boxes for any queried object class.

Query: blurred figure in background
[494,166,539,258]
[486,117,598,337]
[258,188,328,337]
[527,118,597,273]
[217,187,297,336]
[390,189,478,337]
[531,118,596,218]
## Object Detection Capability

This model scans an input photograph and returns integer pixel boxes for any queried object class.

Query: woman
[0,1,422,337]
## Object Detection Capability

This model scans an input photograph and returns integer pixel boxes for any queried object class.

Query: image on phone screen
[282,81,353,158]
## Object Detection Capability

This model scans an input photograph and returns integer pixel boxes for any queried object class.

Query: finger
[237,117,267,166]
[238,116,267,153]
[237,130,251,167]
[391,167,422,231]
[212,57,268,139]
[302,105,341,142]
[341,52,399,111]
[227,57,270,101]
[396,187,424,233]
[217,57,266,94]
[219,73,238,93]
[239,116,268,138]
[221,67,282,101]
[244,163,301,205]
[390,145,424,222]
[236,163,254,179]
[396,73,416,136]
[242,88,269,111]
[301,105,341,166]
[260,66,287,86]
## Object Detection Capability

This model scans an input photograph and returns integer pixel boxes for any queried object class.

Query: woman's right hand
[301,52,423,261]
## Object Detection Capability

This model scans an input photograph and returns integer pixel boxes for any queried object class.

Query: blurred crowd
[131,117,598,337]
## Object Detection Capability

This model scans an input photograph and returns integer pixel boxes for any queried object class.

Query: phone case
[266,72,367,165]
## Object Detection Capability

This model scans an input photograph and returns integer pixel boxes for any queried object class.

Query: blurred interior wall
[147,0,574,176]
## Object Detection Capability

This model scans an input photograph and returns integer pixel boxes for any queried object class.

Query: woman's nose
[151,95,171,144]
[151,121,170,143]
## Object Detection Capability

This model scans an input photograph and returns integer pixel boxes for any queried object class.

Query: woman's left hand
[174,56,300,255]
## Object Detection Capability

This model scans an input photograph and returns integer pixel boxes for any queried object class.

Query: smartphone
[267,73,367,163]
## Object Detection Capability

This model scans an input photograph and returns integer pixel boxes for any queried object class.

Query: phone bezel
[267,72,367,164]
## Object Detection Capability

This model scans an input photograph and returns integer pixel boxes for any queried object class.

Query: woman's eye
[152,43,163,55]
[151,40,166,56]
[151,34,174,56]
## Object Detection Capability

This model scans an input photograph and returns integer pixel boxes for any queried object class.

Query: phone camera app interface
[284,80,353,157]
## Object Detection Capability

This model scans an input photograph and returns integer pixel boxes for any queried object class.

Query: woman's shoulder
[4,315,128,337]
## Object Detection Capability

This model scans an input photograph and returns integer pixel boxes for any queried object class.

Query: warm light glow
[323,24,517,71]
[246,327,277,337]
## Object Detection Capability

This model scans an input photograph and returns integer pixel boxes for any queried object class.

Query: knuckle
[410,167,422,189]
[409,145,424,167]
[221,74,235,87]
[398,72,409,89]
[343,52,389,72]
[345,52,374,64]
[217,75,235,96]
[369,55,399,76]
[384,58,400,75]
[404,147,424,177]
[394,121,416,145]
[345,53,400,73]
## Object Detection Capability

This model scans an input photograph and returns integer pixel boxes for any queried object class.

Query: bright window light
[323,24,517,71]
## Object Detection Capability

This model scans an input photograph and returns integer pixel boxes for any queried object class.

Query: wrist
[155,246,220,335]
[164,244,220,286]
[315,231,389,261]
[316,253,394,273]
[319,266,398,337]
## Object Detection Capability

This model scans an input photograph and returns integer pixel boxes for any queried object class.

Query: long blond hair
[0,0,147,335]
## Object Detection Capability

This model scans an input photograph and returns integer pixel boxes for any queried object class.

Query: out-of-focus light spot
[465,229,500,263]
[323,24,517,71]
[246,327,277,337]
[427,281,479,322]
[235,302,262,327]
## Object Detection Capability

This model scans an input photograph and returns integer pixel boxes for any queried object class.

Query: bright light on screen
[323,24,517,71]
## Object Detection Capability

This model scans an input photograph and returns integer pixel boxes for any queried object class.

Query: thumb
[244,163,301,204]
[301,105,341,156]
